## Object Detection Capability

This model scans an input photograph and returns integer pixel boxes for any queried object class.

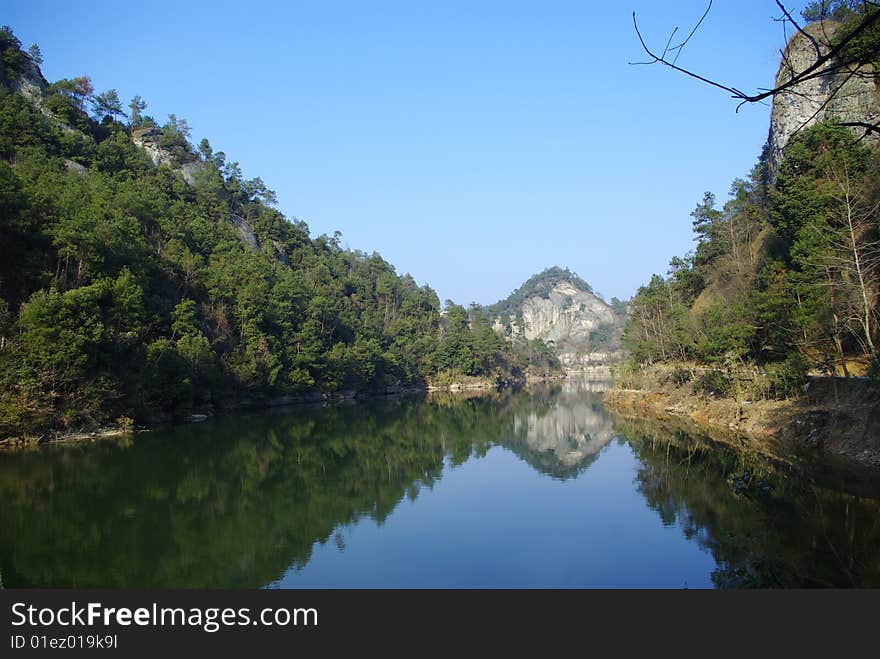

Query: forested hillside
[0,27,539,438]
[622,3,880,397]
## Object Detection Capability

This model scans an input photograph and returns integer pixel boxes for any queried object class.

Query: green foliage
[91,89,123,122]
[609,296,628,316]
[764,354,809,399]
[622,274,692,364]
[801,0,864,22]
[0,34,529,435]
[799,0,880,73]
[693,369,734,398]
[670,367,692,386]
[128,95,146,127]
[0,26,28,87]
[623,121,879,394]
[485,266,595,320]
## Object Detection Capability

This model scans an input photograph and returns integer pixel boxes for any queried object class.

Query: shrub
[765,354,809,399]
[693,369,733,398]
[671,367,692,386]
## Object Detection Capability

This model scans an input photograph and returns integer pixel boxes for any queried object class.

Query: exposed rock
[605,368,880,470]
[131,126,176,168]
[7,57,81,138]
[226,214,258,250]
[8,57,47,106]
[63,159,87,176]
[179,161,206,186]
[272,240,290,265]
[6,52,270,265]
[491,270,624,366]
[769,20,880,171]
[130,128,206,186]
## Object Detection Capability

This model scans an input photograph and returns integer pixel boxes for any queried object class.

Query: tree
[128,95,147,127]
[198,137,213,161]
[802,1,865,23]
[779,125,880,359]
[71,75,93,112]
[91,89,124,122]
[26,44,42,65]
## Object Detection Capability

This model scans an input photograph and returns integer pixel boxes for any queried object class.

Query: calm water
[1,378,879,588]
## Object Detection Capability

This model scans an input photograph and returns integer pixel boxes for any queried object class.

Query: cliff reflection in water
[0,387,603,588]
[1,382,878,588]
[505,377,615,479]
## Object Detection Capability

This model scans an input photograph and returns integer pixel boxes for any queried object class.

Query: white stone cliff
[769,20,880,171]
[493,279,623,366]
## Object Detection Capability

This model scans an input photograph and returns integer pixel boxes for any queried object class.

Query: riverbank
[604,366,880,468]
[0,374,538,449]
[1,369,604,450]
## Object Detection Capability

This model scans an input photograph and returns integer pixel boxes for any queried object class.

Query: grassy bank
[604,365,880,468]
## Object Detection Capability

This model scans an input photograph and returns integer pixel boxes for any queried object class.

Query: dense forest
[0,27,557,439]
[622,2,880,399]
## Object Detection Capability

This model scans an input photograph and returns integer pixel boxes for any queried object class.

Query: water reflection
[505,383,615,479]
[615,416,880,587]
[0,384,878,588]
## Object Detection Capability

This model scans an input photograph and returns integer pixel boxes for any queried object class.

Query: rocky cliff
[489,267,624,367]
[131,126,206,185]
[769,20,880,171]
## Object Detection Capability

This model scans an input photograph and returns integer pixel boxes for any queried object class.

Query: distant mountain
[486,267,625,367]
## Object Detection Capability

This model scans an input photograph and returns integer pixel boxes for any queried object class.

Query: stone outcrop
[6,58,81,139]
[226,214,258,250]
[63,159,87,176]
[9,58,47,106]
[769,20,880,171]
[130,127,207,185]
[492,274,623,366]
[130,126,172,167]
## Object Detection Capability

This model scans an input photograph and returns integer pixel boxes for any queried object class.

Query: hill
[0,26,546,439]
[486,267,626,367]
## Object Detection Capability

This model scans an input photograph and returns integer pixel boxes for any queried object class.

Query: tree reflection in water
[616,416,880,588]
[1,383,877,588]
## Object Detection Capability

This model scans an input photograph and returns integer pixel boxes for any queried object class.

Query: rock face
[490,268,624,367]
[227,214,258,250]
[130,127,207,185]
[769,20,880,171]
[9,58,47,106]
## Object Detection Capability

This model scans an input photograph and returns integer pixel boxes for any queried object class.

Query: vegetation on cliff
[0,27,549,438]
[481,266,627,363]
[622,3,880,397]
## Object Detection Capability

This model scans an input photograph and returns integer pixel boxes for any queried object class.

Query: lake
[1,378,878,588]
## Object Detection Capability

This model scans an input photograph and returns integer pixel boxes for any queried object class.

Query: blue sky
[5,1,812,304]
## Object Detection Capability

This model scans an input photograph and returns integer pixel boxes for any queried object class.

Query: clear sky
[5,1,813,305]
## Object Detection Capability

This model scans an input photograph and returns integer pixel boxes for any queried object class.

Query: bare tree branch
[631,2,880,148]
[775,1,822,60]
[632,3,880,102]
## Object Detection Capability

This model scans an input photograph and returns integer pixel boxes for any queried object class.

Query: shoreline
[0,366,614,451]
[1,371,578,450]
[603,374,880,469]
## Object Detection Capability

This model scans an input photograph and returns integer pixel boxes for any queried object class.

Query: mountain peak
[487,267,595,318]
[486,268,623,367]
